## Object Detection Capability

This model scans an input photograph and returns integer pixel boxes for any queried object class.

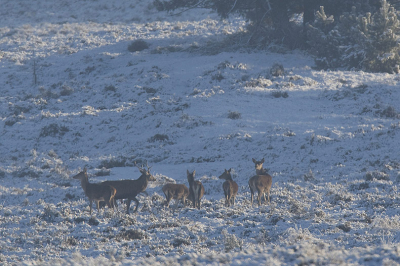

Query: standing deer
[249,158,272,206]
[218,168,238,207]
[101,162,155,214]
[162,183,189,209]
[187,170,205,209]
[73,168,116,215]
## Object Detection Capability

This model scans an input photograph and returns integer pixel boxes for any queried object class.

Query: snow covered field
[1,0,400,265]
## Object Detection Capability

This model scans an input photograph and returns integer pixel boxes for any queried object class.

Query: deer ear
[252,158,256,163]
[83,167,87,173]
[261,158,265,163]
[228,168,232,172]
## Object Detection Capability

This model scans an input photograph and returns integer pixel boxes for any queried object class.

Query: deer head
[135,161,156,181]
[252,158,265,173]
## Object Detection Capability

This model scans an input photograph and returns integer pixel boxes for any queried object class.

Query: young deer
[187,170,205,209]
[73,168,116,215]
[218,168,238,207]
[162,183,189,209]
[101,162,155,214]
[249,158,273,206]
[252,158,268,175]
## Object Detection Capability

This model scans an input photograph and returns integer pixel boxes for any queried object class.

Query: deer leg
[113,198,118,212]
[249,187,254,206]
[87,200,92,215]
[107,197,114,213]
[164,197,170,208]
[125,199,132,214]
[133,197,140,213]
[258,190,262,207]
[96,200,102,213]
[196,192,200,209]
[166,194,172,207]
[182,196,187,207]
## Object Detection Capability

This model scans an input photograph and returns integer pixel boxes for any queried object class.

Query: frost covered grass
[1,0,400,265]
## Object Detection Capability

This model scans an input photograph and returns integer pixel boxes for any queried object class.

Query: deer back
[219,168,237,196]
[193,181,205,199]
[249,174,272,192]
[101,162,155,199]
[73,168,115,201]
[101,179,136,199]
[162,183,189,199]
[223,180,238,196]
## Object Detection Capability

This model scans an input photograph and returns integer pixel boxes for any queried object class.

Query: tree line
[154,0,400,73]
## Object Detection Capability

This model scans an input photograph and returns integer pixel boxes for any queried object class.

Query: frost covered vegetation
[1,0,400,265]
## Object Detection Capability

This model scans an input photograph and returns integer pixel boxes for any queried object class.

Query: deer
[162,183,189,209]
[186,170,205,209]
[73,168,116,215]
[101,162,156,214]
[249,158,273,206]
[218,168,238,207]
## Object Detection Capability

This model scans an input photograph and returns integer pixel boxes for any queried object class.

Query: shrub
[40,205,60,223]
[308,1,400,73]
[337,222,352,232]
[60,85,74,96]
[117,229,146,240]
[365,171,390,181]
[104,85,117,92]
[227,111,241,120]
[148,134,169,142]
[222,229,241,252]
[303,169,315,181]
[271,91,289,98]
[128,39,149,52]
[378,106,400,118]
[98,156,127,169]
[172,238,191,247]
[270,63,284,77]
[40,123,69,137]
[88,217,99,226]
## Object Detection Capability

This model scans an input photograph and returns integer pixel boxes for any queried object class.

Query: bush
[365,171,390,181]
[60,85,74,96]
[270,63,284,77]
[227,111,241,120]
[308,1,400,73]
[148,134,169,142]
[98,156,127,169]
[128,39,149,52]
[40,123,69,137]
[117,229,146,240]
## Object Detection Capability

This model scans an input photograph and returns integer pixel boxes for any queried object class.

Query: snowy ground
[1,0,400,265]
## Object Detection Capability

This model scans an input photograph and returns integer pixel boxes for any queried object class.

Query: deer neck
[80,176,89,192]
[187,177,195,187]
[137,174,149,191]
